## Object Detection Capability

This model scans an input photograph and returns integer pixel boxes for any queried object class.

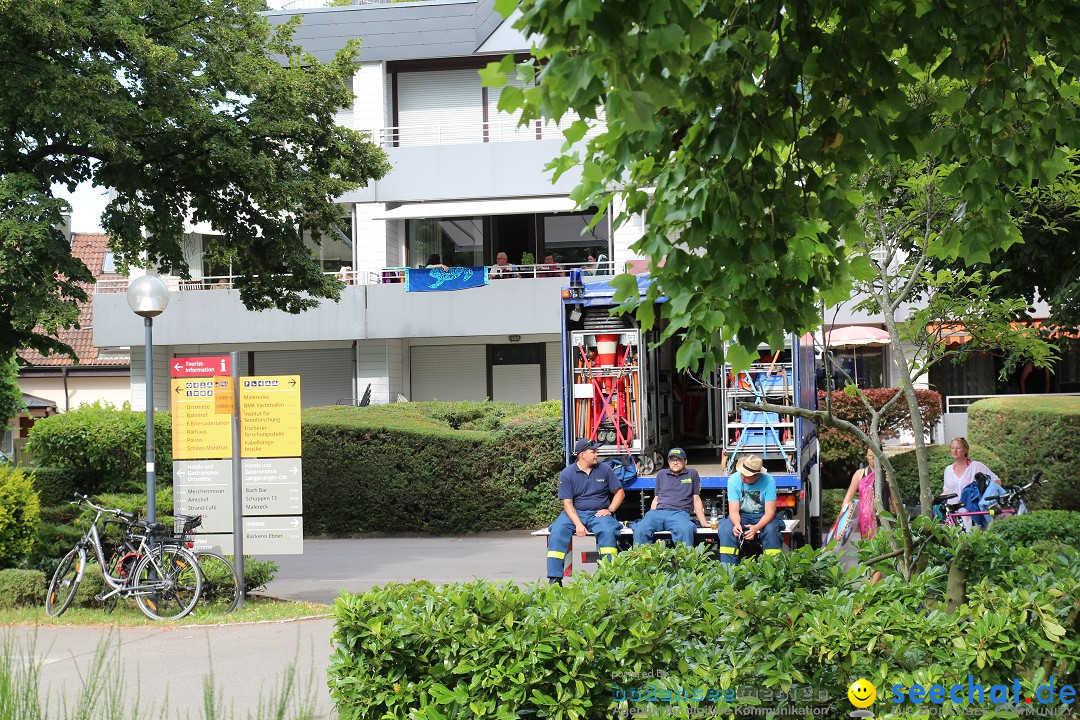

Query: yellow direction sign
[171,379,233,460]
[239,376,301,458]
[214,376,234,415]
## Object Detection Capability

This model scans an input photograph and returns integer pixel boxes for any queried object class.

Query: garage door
[252,349,353,408]
[411,345,486,401]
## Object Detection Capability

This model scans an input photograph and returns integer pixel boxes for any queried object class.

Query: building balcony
[92,264,612,347]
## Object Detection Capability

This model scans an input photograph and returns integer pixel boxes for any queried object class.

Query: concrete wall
[95,277,567,347]
[339,140,582,204]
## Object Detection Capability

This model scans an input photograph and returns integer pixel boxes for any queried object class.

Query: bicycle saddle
[932,493,957,504]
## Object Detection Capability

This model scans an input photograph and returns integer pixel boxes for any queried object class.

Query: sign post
[230,351,244,609]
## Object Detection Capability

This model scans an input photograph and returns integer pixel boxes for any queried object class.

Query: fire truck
[558,270,822,551]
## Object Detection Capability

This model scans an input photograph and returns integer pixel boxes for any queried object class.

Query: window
[102,251,118,274]
[826,347,887,389]
[407,217,483,267]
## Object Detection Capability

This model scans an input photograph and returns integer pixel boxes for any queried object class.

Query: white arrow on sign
[291,466,298,475]
[290,518,300,527]
[173,361,183,372]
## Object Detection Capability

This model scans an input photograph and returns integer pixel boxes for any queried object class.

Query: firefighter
[632,448,708,547]
[717,455,782,563]
[546,438,625,586]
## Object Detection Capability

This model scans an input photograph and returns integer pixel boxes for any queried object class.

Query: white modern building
[94,0,642,410]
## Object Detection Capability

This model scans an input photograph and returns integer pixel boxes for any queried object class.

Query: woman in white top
[942,436,1000,528]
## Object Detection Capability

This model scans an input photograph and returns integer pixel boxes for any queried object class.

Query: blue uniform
[717,472,782,563]
[633,468,701,546]
[547,462,623,579]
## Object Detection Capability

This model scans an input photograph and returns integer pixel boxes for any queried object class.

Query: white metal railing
[945,392,1080,413]
[374,119,605,149]
[93,262,620,294]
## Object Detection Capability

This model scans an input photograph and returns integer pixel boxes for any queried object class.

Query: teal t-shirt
[727,472,776,515]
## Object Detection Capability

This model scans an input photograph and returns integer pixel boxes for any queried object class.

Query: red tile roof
[18,233,129,368]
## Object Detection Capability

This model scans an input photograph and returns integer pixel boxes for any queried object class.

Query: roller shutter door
[252,349,353,408]
[487,72,534,141]
[397,70,483,146]
[546,342,563,402]
[411,345,487,401]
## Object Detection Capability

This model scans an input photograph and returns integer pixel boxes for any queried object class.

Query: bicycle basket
[172,515,203,545]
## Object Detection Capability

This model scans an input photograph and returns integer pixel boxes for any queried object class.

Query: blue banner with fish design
[405,266,489,292]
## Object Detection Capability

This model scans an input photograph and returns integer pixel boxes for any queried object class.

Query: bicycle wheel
[132,546,202,620]
[45,548,84,617]
[195,552,240,613]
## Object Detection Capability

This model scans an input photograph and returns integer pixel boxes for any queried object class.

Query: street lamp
[127,275,170,524]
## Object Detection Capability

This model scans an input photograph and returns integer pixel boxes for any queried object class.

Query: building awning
[824,326,891,347]
[374,196,580,220]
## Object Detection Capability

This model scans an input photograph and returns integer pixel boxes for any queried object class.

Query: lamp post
[127,275,170,523]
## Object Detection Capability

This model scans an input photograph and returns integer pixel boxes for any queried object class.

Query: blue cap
[667,447,687,459]
[573,438,601,455]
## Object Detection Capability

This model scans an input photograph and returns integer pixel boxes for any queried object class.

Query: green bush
[989,510,1080,548]
[329,540,1079,718]
[25,402,173,494]
[818,487,846,526]
[31,467,99,507]
[0,465,40,569]
[888,442,1002,508]
[968,395,1080,510]
[301,402,564,535]
[241,556,278,594]
[0,569,46,609]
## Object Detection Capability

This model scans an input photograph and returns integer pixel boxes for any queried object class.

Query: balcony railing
[370,119,605,149]
[93,262,618,294]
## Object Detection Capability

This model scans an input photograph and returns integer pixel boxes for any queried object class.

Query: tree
[748,157,1056,580]
[0,0,391,360]
[488,0,1080,373]
[0,356,23,431]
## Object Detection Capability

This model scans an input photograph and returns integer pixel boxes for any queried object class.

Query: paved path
[8,531,556,720]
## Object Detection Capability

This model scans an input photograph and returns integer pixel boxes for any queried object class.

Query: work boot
[547,577,562,587]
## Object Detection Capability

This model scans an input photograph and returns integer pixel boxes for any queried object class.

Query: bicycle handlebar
[71,492,137,522]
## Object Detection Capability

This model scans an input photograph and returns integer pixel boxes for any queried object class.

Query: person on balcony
[489,252,520,279]
[424,254,449,271]
[537,253,564,278]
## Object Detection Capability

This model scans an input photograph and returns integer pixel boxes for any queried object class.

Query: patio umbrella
[824,326,891,347]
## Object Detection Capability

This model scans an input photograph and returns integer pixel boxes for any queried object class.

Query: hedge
[301,402,564,535]
[0,465,39,569]
[0,568,46,609]
[24,402,173,494]
[888,442,1002,509]
[817,388,942,488]
[329,540,1080,719]
[968,395,1080,511]
[989,510,1080,548]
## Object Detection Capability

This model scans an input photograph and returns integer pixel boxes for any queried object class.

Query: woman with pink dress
[841,447,888,540]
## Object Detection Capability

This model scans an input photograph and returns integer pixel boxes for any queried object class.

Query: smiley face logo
[847,678,876,708]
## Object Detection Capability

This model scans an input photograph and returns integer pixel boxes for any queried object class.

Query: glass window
[541,211,609,267]
[491,344,543,365]
[407,217,483,267]
[102,251,118,274]
[829,347,886,388]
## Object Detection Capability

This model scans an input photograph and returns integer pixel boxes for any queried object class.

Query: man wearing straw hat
[716,455,782,564]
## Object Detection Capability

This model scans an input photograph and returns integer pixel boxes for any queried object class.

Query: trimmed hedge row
[969,395,1080,511]
[990,510,1080,548]
[301,401,564,535]
[0,568,46,609]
